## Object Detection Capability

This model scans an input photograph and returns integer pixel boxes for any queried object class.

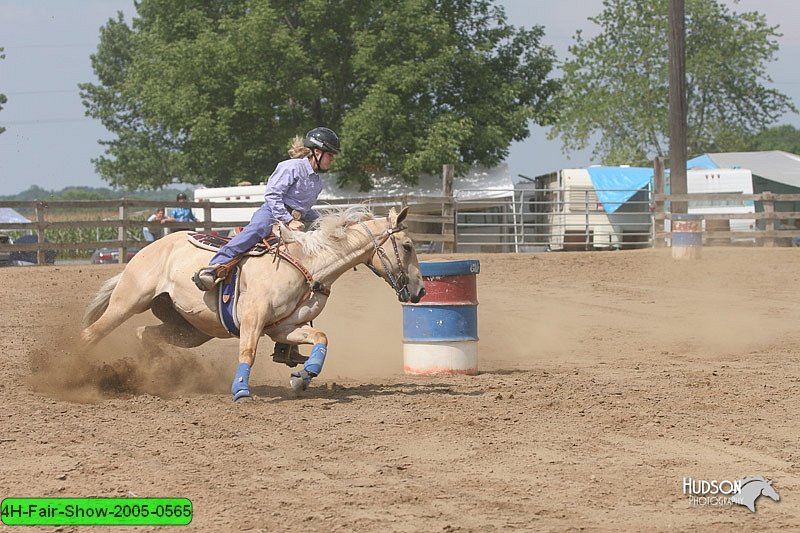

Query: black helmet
[176,192,188,200]
[303,127,340,154]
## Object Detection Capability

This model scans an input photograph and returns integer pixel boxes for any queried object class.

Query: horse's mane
[293,206,377,255]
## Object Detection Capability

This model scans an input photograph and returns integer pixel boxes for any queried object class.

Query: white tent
[318,164,515,201]
[0,208,31,225]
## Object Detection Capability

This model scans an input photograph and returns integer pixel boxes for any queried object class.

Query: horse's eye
[403,242,413,252]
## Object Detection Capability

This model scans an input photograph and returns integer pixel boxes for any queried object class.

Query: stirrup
[272,343,308,368]
[192,267,220,291]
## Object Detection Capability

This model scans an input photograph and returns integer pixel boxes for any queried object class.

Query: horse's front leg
[274,325,328,394]
[231,314,268,401]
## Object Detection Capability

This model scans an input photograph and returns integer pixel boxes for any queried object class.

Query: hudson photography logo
[683,476,780,512]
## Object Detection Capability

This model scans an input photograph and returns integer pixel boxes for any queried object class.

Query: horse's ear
[277,222,297,243]
[397,206,409,225]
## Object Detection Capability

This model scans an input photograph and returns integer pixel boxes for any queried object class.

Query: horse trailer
[514,168,653,251]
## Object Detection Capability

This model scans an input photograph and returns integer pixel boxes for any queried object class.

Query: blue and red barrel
[671,213,703,259]
[401,260,480,375]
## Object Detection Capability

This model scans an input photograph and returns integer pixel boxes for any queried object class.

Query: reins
[244,215,408,331]
[258,232,329,330]
[357,219,410,299]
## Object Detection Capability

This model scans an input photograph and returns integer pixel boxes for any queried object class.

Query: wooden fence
[0,197,455,265]
[653,192,800,247]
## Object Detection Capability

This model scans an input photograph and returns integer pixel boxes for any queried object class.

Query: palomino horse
[80,206,425,399]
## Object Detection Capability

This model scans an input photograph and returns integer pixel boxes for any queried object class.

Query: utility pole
[668,0,687,214]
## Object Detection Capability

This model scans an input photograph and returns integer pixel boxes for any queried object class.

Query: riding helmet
[177,192,188,200]
[303,127,341,154]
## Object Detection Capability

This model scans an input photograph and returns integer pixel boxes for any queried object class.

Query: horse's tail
[83,273,122,327]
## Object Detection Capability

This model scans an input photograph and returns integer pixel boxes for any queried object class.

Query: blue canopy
[686,154,719,169]
[586,167,653,213]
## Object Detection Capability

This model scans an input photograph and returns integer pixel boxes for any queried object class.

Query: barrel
[402,260,480,375]
[671,213,703,259]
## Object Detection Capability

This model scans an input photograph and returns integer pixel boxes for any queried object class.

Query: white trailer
[190,184,267,236]
[539,168,652,251]
[685,168,755,233]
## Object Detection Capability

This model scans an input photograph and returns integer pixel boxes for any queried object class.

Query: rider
[192,127,340,291]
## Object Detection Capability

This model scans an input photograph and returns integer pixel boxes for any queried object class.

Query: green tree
[746,124,800,155]
[1,46,7,135]
[549,0,797,165]
[81,0,558,189]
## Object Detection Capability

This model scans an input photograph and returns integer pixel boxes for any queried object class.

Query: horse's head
[361,207,426,303]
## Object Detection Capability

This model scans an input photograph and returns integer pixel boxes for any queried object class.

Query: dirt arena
[2,248,799,531]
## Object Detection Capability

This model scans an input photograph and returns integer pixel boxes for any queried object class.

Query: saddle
[187,231,278,256]
[187,230,282,282]
[187,230,313,368]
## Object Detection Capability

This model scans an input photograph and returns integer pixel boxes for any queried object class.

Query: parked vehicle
[91,245,142,264]
[9,233,57,265]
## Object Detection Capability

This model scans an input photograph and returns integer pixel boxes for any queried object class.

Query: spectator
[143,207,167,242]
[169,193,198,223]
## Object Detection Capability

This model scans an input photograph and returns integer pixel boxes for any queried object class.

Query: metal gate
[453,187,653,253]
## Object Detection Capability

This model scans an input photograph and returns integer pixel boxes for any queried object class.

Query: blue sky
[0,0,798,195]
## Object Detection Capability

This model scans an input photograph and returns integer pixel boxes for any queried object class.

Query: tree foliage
[549,0,797,165]
[745,124,800,155]
[81,0,558,189]
[1,46,7,136]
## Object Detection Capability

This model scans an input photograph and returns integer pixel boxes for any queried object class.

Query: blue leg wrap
[303,343,328,377]
[231,362,251,401]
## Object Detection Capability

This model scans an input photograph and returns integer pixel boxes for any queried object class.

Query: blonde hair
[288,136,312,159]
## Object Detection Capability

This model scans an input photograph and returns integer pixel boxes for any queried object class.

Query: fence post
[653,156,665,247]
[35,200,46,265]
[584,189,590,250]
[442,164,455,253]
[203,203,212,234]
[118,200,129,264]
[762,191,775,247]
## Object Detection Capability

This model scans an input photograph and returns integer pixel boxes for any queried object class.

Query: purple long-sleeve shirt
[264,157,323,223]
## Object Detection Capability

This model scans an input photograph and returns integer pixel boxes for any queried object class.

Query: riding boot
[271,343,308,367]
[192,269,218,291]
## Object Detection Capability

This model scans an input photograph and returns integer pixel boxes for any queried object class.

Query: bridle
[358,218,410,301]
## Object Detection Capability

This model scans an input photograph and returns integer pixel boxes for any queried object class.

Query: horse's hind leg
[136,323,212,353]
[137,294,212,354]
[79,279,156,350]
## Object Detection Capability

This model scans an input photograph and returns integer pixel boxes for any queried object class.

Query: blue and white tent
[585,166,653,213]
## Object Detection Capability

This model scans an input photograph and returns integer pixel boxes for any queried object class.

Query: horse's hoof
[289,370,311,395]
[232,389,252,401]
[289,376,306,394]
